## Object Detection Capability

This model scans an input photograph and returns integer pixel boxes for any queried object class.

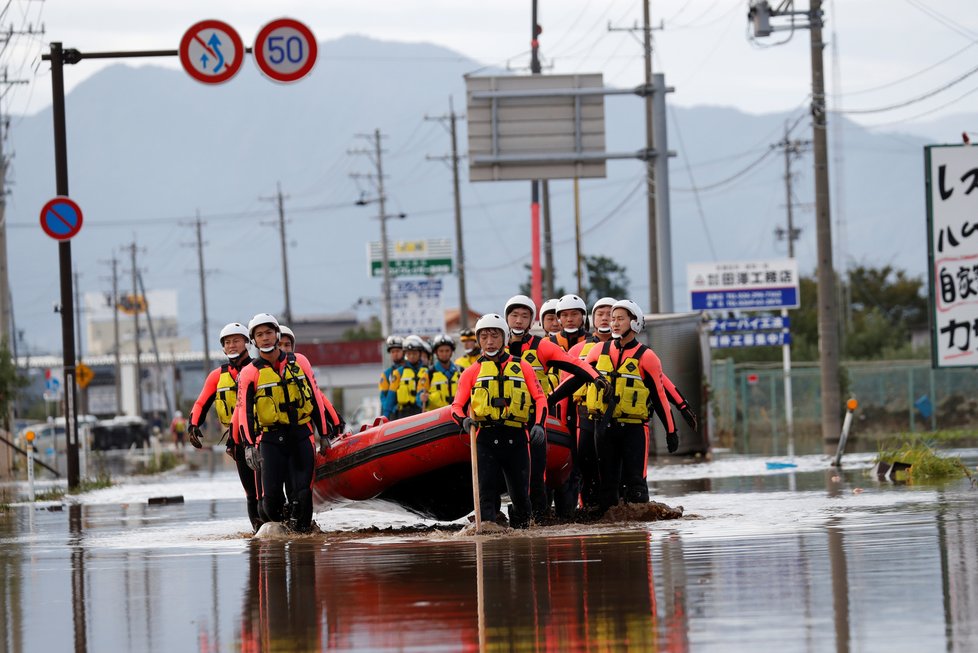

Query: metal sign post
[47,43,80,490]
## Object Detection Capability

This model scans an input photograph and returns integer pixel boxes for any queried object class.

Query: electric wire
[836,62,978,114]
[668,103,718,259]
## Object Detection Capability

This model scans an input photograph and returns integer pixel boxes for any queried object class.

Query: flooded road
[2,450,977,651]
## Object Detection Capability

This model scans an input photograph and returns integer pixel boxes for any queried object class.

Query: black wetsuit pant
[596,421,650,511]
[259,424,316,531]
[576,409,601,511]
[230,441,264,531]
[528,437,548,519]
[477,425,531,529]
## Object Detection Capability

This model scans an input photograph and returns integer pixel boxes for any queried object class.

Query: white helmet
[403,335,426,352]
[219,322,249,359]
[279,325,296,346]
[556,294,587,315]
[612,299,645,335]
[247,313,281,352]
[591,297,617,333]
[386,335,404,351]
[475,314,507,355]
[219,322,249,344]
[539,298,559,323]
[504,294,537,335]
[557,294,588,333]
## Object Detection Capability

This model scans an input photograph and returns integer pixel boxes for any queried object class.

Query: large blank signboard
[465,73,606,181]
[926,144,978,368]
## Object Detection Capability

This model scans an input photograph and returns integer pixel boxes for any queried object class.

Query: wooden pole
[469,424,482,533]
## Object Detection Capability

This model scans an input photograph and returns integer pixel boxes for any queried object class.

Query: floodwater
[2,449,977,652]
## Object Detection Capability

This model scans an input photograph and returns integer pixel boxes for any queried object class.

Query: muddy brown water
[1,450,977,651]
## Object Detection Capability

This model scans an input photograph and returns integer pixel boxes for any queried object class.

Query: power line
[829,40,978,98]
[836,62,978,115]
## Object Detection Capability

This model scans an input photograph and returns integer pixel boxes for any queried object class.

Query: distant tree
[0,339,28,432]
[583,255,629,305]
[343,316,382,341]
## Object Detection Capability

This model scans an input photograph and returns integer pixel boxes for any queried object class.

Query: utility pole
[186,212,211,372]
[126,240,143,418]
[425,97,470,329]
[610,1,670,313]
[351,129,401,336]
[0,70,27,438]
[102,257,123,413]
[641,0,658,314]
[137,271,172,418]
[542,180,555,298]
[73,269,83,360]
[750,0,841,449]
[574,178,584,297]
[809,0,842,450]
[529,0,543,311]
[774,121,809,457]
[260,182,292,325]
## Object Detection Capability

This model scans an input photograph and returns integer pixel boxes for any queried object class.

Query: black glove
[666,432,679,454]
[678,402,697,430]
[244,445,262,471]
[318,436,330,456]
[593,375,612,398]
[462,417,476,433]
[529,424,546,446]
[188,424,203,449]
[225,440,237,461]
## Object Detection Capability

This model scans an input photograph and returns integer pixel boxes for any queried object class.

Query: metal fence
[710,359,978,450]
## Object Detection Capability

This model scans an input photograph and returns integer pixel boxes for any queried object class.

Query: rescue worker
[550,294,590,352]
[455,328,480,370]
[188,322,264,531]
[379,335,404,419]
[279,324,346,435]
[582,300,678,512]
[237,313,338,532]
[424,333,460,411]
[539,298,561,337]
[170,410,187,447]
[451,314,549,529]
[504,294,606,521]
[567,297,617,510]
[385,335,429,419]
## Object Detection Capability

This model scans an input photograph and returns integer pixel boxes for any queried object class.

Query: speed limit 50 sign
[253,18,318,83]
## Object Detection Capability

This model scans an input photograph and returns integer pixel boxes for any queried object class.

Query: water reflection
[237,532,666,651]
[2,463,977,652]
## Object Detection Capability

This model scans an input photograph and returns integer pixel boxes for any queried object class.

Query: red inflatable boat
[312,406,573,521]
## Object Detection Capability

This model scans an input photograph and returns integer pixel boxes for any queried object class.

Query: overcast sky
[2,0,977,130]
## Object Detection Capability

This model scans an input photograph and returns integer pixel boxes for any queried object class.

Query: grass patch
[876,439,971,482]
[134,451,181,475]
[68,473,113,494]
[34,487,66,501]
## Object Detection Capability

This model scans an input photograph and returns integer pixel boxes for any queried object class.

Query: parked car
[91,416,150,450]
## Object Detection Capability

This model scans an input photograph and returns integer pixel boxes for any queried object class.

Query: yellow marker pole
[832,398,859,467]
[25,431,36,501]
[469,424,482,533]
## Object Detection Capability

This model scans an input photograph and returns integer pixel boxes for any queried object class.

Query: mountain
[6,35,936,355]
